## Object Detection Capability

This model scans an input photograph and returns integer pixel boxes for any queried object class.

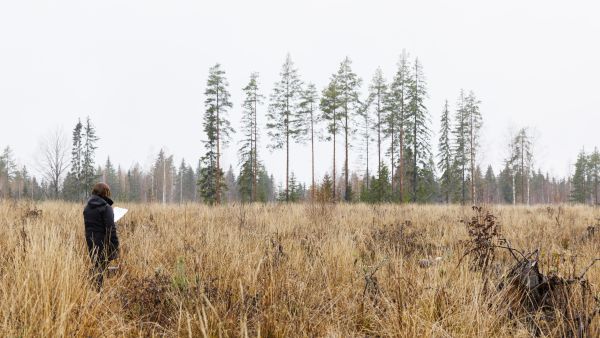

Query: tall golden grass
[0,201,598,337]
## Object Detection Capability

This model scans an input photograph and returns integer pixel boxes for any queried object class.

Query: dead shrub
[460,206,501,276]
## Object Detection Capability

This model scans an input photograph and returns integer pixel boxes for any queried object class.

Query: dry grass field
[0,201,599,337]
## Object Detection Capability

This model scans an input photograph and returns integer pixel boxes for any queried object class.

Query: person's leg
[86,232,106,290]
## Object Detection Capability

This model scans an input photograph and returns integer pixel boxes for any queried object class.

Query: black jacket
[83,195,119,258]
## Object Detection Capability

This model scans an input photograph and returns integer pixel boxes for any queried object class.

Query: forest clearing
[1,201,598,337]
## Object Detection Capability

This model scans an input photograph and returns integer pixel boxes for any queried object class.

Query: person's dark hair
[91,182,112,198]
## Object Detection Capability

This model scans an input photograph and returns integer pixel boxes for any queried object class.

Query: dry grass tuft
[0,201,598,337]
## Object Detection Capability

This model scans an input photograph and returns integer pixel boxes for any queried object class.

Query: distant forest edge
[0,53,598,205]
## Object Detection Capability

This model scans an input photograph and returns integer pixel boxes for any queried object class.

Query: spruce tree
[437,100,453,203]
[82,117,99,197]
[370,164,392,203]
[571,149,589,204]
[224,165,238,203]
[103,157,119,198]
[66,119,84,199]
[589,147,600,205]
[266,54,303,202]
[405,58,431,202]
[199,64,233,204]
[483,165,497,203]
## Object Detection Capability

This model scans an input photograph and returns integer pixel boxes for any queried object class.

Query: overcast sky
[1,0,598,185]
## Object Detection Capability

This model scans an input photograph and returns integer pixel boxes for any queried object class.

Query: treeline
[0,52,591,205]
[571,148,600,204]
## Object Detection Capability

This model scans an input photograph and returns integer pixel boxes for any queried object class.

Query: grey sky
[1,0,598,185]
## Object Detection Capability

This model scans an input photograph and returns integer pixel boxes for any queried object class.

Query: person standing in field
[83,182,120,289]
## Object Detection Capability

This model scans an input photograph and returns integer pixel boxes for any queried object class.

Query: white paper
[113,207,128,223]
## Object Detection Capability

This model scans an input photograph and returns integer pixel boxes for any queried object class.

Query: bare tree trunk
[521,137,525,204]
[512,173,516,205]
[412,63,418,203]
[180,170,183,204]
[344,103,349,201]
[399,125,404,201]
[286,114,290,202]
[365,119,369,191]
[285,81,290,202]
[333,116,337,202]
[311,107,315,200]
[252,90,258,202]
[216,87,221,204]
[162,160,166,204]
[470,112,476,205]
[377,93,382,177]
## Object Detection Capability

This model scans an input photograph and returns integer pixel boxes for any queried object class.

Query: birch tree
[37,128,70,199]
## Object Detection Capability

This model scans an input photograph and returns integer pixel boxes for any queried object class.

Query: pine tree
[452,90,483,204]
[437,100,453,203]
[266,54,303,202]
[320,78,341,201]
[466,91,482,204]
[357,97,371,192]
[239,72,264,202]
[405,58,431,202]
[153,150,175,204]
[509,128,534,204]
[199,64,233,204]
[334,57,362,201]
[453,90,469,204]
[387,50,411,200]
[298,83,320,199]
[368,68,388,179]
